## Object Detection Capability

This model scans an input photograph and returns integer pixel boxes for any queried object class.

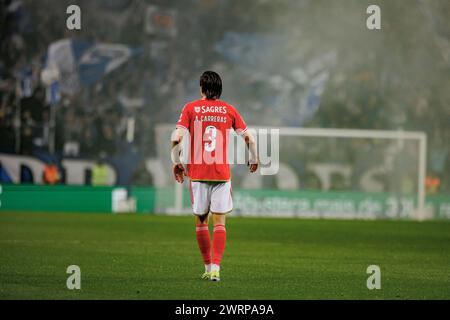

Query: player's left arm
[243,130,258,173]
[233,107,258,173]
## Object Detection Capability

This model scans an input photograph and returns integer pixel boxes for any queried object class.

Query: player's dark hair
[200,71,222,100]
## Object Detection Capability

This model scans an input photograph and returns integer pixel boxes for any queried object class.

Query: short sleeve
[233,108,248,135]
[176,104,190,130]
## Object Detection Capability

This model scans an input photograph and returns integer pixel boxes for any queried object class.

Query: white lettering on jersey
[200,106,227,114]
[200,115,227,123]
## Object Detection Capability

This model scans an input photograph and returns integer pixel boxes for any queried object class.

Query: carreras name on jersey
[195,106,227,114]
[195,115,227,123]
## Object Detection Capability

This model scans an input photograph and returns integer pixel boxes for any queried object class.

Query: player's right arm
[171,105,190,183]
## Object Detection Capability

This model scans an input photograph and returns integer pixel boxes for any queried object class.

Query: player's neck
[200,96,218,102]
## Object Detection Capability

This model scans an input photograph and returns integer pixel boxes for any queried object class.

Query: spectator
[20,110,35,155]
[130,160,153,186]
[42,160,60,184]
[426,172,441,194]
[91,155,109,186]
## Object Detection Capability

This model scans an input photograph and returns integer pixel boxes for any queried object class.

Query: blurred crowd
[0,0,449,191]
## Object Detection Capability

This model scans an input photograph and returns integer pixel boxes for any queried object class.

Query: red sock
[212,224,226,266]
[196,224,211,265]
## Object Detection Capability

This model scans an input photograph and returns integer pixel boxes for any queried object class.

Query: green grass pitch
[0,211,449,299]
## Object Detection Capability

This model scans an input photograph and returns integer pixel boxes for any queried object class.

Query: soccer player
[171,71,258,281]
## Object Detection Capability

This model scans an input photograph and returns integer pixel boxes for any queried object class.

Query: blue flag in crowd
[215,32,284,71]
[46,81,60,105]
[298,71,329,125]
[45,38,141,94]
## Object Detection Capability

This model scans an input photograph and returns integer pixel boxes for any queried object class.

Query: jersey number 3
[204,125,217,152]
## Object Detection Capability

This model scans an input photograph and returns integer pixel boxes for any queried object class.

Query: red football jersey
[176,98,247,181]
